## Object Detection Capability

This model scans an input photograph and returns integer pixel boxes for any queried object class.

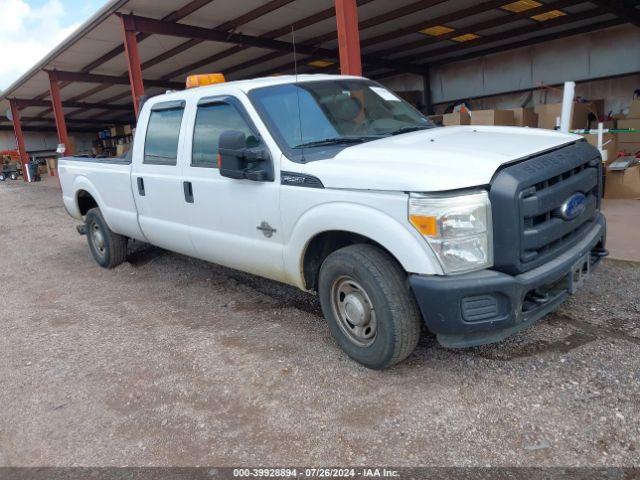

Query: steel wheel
[330,275,377,347]
[90,221,106,259]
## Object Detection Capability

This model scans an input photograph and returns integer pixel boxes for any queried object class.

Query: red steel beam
[43,70,181,90]
[13,116,132,126]
[371,0,584,58]
[40,0,294,114]
[8,100,30,182]
[120,14,146,118]
[334,0,362,76]
[118,13,425,74]
[14,98,132,111]
[162,0,376,80]
[47,71,72,155]
[30,0,216,103]
[144,0,296,73]
[396,6,609,63]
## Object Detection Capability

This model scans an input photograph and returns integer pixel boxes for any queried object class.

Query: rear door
[131,99,196,256]
[181,94,284,281]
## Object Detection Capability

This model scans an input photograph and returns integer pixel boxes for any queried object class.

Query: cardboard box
[443,111,470,126]
[116,144,131,157]
[110,126,125,137]
[535,102,595,130]
[511,107,538,128]
[605,164,640,199]
[427,114,443,126]
[619,142,640,155]
[45,158,57,176]
[628,100,640,119]
[123,124,133,135]
[591,99,605,118]
[470,109,515,126]
[617,119,640,143]
[582,133,618,165]
[618,119,640,129]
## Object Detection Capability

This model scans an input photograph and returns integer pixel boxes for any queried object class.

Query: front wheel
[85,207,128,269]
[318,244,422,370]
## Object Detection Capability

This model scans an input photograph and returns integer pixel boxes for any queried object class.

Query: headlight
[409,191,493,274]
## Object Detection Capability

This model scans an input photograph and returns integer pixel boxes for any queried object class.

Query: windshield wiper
[293,136,380,149]
[389,125,431,136]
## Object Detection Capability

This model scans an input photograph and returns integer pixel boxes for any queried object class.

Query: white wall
[380,24,640,116]
[0,130,95,154]
[0,130,58,152]
[429,24,640,114]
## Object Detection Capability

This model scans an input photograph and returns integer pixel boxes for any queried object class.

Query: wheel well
[77,190,98,216]
[302,231,400,291]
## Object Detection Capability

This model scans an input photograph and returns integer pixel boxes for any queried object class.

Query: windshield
[249,79,433,155]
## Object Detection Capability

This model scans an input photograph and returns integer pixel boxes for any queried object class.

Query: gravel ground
[0,178,638,467]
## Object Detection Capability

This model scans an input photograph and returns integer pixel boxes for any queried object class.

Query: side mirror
[218,130,273,181]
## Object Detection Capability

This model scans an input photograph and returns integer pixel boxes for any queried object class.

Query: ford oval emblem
[559,192,587,221]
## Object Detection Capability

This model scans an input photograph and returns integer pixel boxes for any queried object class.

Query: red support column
[119,14,145,118]
[334,0,362,76]
[9,100,30,182]
[47,70,72,156]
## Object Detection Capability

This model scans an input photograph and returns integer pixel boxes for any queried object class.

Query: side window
[192,102,255,168]
[143,106,185,165]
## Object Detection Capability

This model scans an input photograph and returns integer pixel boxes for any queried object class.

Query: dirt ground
[0,177,638,467]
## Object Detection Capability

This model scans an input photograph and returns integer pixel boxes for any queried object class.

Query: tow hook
[528,290,550,305]
[592,248,609,258]
[76,225,87,236]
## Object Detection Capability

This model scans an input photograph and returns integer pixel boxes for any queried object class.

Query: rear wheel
[318,244,421,370]
[0,173,5,181]
[9,172,18,180]
[85,207,128,268]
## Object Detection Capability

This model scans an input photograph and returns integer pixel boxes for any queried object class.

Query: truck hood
[300,126,582,192]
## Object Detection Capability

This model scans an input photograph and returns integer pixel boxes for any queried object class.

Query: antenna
[292,27,305,161]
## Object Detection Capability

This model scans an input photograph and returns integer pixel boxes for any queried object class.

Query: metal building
[0,0,638,179]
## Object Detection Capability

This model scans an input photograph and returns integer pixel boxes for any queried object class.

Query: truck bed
[58,154,145,241]
[60,155,132,165]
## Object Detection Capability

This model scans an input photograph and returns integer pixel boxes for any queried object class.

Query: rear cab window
[143,100,186,166]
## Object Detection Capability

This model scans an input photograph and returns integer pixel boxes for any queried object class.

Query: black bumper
[410,213,607,348]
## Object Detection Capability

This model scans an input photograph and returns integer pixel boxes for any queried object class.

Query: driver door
[181,95,284,282]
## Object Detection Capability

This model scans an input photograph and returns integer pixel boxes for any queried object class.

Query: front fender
[284,202,443,289]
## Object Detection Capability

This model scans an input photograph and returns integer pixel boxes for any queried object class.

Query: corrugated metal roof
[0,0,631,130]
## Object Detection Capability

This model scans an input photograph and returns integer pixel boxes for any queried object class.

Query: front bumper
[410,213,606,348]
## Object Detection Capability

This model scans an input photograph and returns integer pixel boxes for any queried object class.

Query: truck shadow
[451,314,640,362]
[126,242,167,268]
[123,244,640,364]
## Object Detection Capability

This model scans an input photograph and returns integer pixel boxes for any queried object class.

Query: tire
[85,207,128,269]
[0,173,5,182]
[318,244,421,370]
[10,172,18,180]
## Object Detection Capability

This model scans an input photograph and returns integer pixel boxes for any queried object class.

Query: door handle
[137,177,145,196]
[183,181,194,203]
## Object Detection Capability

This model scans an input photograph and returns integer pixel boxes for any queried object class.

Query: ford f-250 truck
[59,74,607,369]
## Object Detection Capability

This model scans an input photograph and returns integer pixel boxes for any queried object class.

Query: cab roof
[151,73,366,103]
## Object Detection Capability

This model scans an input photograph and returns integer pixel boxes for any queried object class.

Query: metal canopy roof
[0,0,638,131]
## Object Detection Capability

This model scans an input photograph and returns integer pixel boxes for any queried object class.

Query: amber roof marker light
[186,73,226,89]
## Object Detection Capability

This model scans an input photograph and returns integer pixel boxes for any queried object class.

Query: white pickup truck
[59,74,607,369]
